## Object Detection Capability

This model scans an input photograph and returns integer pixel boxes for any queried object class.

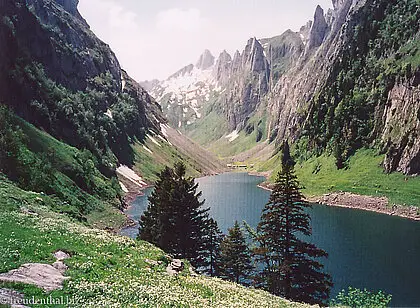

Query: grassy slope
[6,117,127,230]
[132,136,204,182]
[132,128,225,183]
[254,149,420,207]
[186,111,229,146]
[0,180,308,308]
[209,130,262,158]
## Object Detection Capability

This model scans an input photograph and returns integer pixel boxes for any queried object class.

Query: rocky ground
[307,192,420,221]
[258,180,420,221]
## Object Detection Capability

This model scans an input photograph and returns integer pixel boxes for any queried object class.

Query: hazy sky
[78,0,332,82]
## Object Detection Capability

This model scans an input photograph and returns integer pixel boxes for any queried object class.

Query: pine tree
[170,162,210,268]
[203,218,224,277]
[219,221,253,284]
[254,141,332,305]
[138,162,211,269]
[138,166,174,249]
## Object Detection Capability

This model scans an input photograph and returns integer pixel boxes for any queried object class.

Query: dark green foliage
[303,0,420,168]
[218,221,253,284]
[0,1,162,168]
[281,140,295,168]
[203,218,224,277]
[138,162,211,269]
[330,287,392,308]
[253,141,332,305]
[0,105,121,219]
[0,107,55,194]
[10,61,142,167]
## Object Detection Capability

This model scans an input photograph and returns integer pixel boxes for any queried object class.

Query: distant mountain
[146,0,420,175]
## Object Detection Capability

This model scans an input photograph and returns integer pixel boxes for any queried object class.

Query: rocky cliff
[146,0,419,174]
[297,0,420,174]
[382,74,420,174]
[147,30,301,137]
[0,0,164,167]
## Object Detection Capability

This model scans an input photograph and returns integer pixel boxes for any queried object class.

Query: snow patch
[121,76,126,91]
[143,145,153,154]
[104,109,113,119]
[119,181,129,193]
[225,130,239,142]
[160,123,169,137]
[116,165,147,187]
[192,106,201,118]
[147,134,161,147]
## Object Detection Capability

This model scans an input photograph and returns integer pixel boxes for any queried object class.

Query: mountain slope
[0,0,224,219]
[0,2,296,307]
[0,180,310,308]
[0,0,164,170]
[148,0,420,177]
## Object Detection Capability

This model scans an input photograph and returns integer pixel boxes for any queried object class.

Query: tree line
[138,142,331,305]
[138,142,391,307]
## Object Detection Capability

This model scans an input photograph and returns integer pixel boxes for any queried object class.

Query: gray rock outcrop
[196,49,215,70]
[382,75,420,175]
[0,251,70,292]
[166,259,184,276]
[307,5,329,50]
[213,50,232,84]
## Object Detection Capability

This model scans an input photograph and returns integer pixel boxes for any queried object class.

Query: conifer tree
[254,141,332,305]
[138,166,174,249]
[219,221,253,284]
[138,162,211,269]
[170,162,210,267]
[204,218,224,276]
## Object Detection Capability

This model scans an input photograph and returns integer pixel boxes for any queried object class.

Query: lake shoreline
[118,185,152,235]
[256,181,420,221]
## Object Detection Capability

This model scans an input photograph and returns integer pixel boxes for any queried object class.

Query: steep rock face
[149,27,304,138]
[55,0,78,14]
[298,0,419,174]
[306,5,329,50]
[196,49,215,70]
[213,50,232,85]
[261,30,304,85]
[221,38,270,130]
[268,0,354,141]
[382,74,420,175]
[54,0,85,21]
[168,64,195,79]
[299,21,313,46]
[231,50,242,74]
[149,0,419,175]
[0,0,163,165]
[148,36,273,132]
[2,0,121,93]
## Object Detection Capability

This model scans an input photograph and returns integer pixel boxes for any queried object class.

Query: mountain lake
[120,172,420,306]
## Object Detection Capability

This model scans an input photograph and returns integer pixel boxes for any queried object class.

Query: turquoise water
[121,172,420,306]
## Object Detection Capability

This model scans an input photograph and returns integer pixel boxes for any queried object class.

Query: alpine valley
[0,0,419,307]
[144,0,420,178]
